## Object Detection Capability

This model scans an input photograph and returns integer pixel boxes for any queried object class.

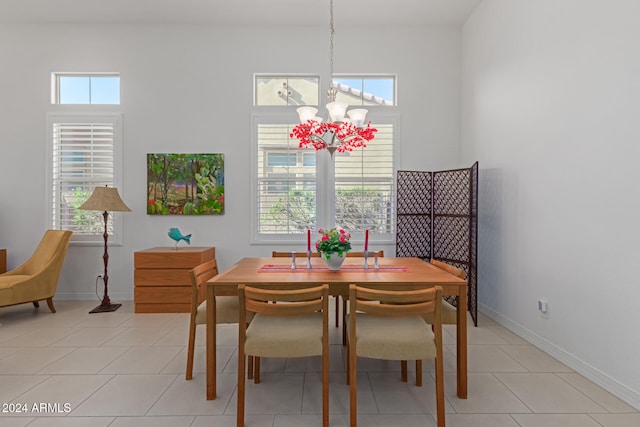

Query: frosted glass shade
[326,102,348,123]
[297,106,318,123]
[347,109,368,127]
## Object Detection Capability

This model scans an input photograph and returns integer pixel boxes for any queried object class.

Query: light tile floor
[0,300,638,427]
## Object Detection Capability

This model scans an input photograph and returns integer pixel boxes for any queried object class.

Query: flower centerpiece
[316,227,351,270]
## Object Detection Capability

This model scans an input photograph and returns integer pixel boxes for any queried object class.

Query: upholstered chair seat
[245,312,324,358]
[347,314,436,361]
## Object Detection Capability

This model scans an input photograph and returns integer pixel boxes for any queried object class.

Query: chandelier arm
[329,130,338,147]
[308,134,330,146]
[339,134,361,143]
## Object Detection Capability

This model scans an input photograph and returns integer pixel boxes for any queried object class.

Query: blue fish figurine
[168,228,191,248]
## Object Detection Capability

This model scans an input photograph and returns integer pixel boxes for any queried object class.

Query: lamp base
[89,303,122,314]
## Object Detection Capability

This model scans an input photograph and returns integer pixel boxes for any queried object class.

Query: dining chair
[404,259,466,385]
[186,259,239,380]
[237,284,330,427]
[337,250,385,344]
[346,284,444,427]
[425,259,466,325]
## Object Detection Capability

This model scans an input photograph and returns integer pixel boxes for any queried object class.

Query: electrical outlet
[537,299,548,313]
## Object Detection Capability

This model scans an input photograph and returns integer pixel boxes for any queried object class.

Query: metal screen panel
[396,163,479,326]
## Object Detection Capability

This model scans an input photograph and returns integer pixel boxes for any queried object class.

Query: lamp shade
[347,109,368,128]
[78,186,131,212]
[297,106,319,123]
[326,101,348,123]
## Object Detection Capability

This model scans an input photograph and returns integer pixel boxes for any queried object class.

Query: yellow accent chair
[0,230,73,313]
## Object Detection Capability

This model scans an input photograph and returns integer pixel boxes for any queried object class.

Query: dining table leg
[206,285,217,400]
[457,288,468,399]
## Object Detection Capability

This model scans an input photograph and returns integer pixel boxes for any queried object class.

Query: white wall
[0,23,462,300]
[462,0,640,408]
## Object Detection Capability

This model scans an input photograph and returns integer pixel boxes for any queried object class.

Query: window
[332,75,395,106]
[51,73,120,104]
[252,73,398,243]
[47,114,124,244]
[252,115,397,242]
[255,75,319,106]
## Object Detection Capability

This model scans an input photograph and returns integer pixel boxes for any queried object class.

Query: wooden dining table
[206,256,468,400]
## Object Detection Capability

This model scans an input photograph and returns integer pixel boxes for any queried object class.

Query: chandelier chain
[327,0,336,102]
[290,0,377,155]
[329,0,334,77]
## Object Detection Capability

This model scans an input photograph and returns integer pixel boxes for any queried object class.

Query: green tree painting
[147,153,224,215]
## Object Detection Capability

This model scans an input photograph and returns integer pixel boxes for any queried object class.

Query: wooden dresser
[133,246,215,313]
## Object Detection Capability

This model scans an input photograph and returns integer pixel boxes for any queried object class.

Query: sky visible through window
[333,77,394,103]
[59,76,120,104]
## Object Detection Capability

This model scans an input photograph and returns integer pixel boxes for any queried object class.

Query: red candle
[307,229,311,251]
[364,229,369,251]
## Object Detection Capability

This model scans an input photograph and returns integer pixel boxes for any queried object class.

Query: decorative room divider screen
[396,162,479,326]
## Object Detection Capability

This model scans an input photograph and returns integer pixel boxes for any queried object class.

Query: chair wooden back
[430,259,465,279]
[189,259,219,312]
[347,250,384,257]
[349,284,442,319]
[239,284,329,321]
[272,251,320,258]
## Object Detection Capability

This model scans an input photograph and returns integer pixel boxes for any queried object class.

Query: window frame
[46,112,125,245]
[51,72,121,105]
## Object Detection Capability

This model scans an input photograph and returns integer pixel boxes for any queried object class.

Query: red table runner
[258,264,408,272]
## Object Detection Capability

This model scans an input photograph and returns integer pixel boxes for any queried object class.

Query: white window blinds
[334,124,395,235]
[49,115,122,241]
[256,123,317,235]
[253,117,396,241]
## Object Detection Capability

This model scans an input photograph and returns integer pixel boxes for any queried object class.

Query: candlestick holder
[291,251,296,270]
[363,250,369,269]
[306,250,312,269]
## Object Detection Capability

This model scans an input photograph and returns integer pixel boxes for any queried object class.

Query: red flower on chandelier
[290,120,378,153]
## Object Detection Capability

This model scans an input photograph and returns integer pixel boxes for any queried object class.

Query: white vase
[323,252,346,271]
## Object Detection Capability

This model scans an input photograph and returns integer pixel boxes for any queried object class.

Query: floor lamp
[79,186,131,314]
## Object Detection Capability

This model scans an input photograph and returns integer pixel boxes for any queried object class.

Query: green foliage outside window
[265,187,391,233]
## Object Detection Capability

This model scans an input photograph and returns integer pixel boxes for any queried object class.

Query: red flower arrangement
[290,120,377,153]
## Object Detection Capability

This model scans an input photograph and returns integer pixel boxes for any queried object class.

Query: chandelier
[290,0,377,157]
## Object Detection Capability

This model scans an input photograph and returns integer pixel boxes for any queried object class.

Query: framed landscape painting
[147,153,224,215]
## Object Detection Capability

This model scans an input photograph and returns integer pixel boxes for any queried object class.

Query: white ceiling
[0,0,482,26]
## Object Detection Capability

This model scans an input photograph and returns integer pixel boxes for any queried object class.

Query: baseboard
[479,303,640,411]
